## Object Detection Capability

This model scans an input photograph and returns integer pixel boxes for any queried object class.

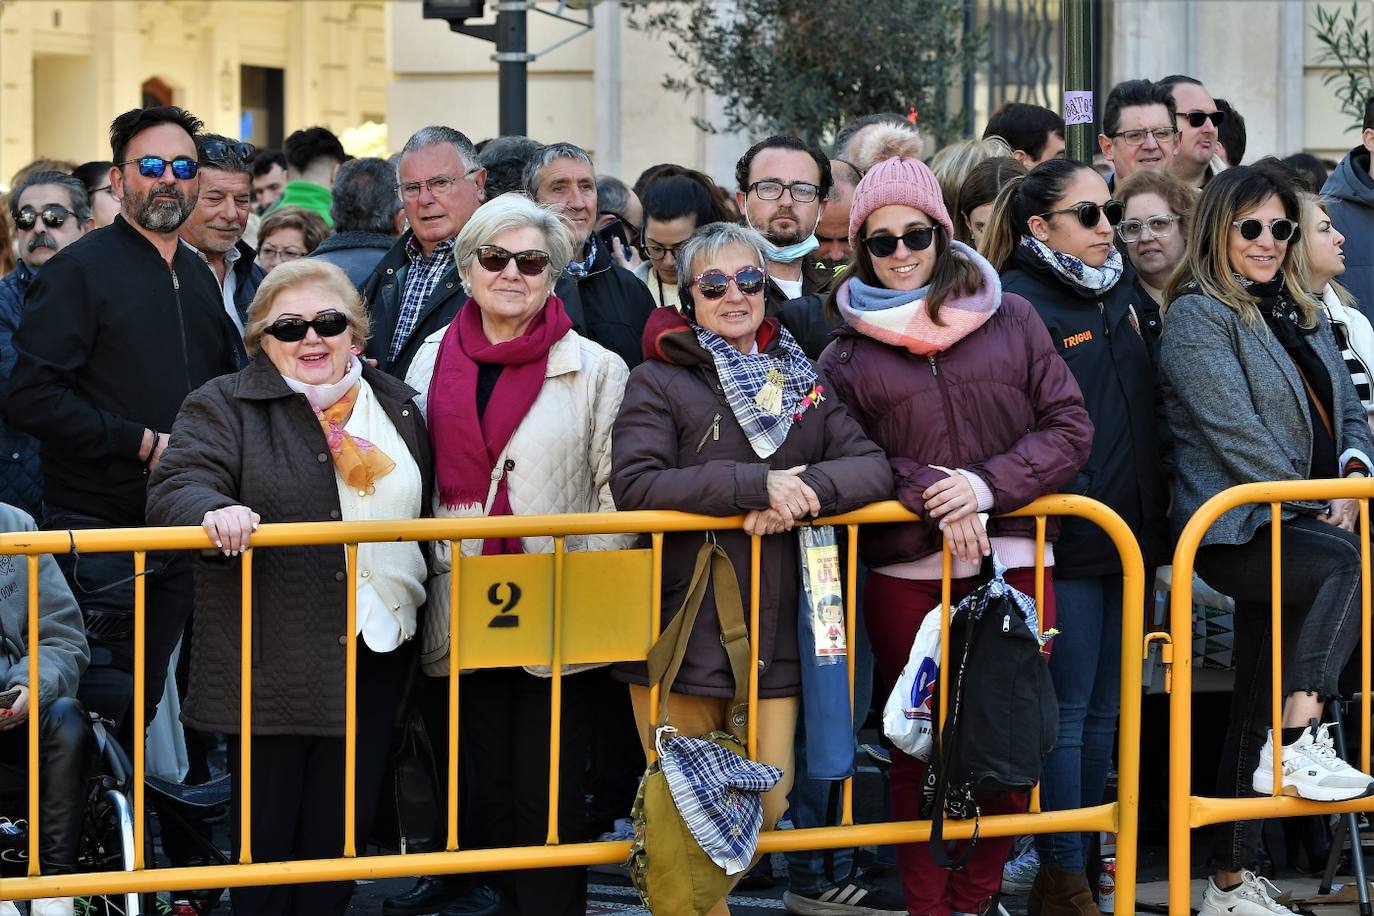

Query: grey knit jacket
[0,503,88,702]
[1160,291,1374,547]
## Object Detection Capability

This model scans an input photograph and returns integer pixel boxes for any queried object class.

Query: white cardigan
[1322,284,1374,420]
[405,324,633,676]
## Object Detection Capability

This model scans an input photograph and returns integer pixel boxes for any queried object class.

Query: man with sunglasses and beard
[1160,74,1225,190]
[734,135,843,359]
[8,106,240,740]
[0,171,94,519]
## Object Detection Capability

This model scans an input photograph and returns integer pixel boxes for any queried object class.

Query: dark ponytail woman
[982,159,1169,914]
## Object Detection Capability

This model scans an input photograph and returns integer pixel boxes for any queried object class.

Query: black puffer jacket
[1001,246,1169,574]
[555,237,657,369]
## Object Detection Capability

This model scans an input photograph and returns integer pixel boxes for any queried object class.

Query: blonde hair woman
[1160,165,1374,916]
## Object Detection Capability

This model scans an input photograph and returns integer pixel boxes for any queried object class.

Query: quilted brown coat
[145,355,433,736]
[611,311,892,699]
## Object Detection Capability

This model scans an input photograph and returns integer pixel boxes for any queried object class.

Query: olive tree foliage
[1313,2,1374,132]
[623,0,985,147]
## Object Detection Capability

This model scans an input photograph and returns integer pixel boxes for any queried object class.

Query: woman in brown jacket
[146,260,432,916]
[611,222,892,914]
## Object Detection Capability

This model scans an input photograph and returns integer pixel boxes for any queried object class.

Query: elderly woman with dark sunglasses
[404,192,631,916]
[612,222,891,915]
[145,258,432,915]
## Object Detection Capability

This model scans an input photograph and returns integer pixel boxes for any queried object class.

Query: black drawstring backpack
[922,557,1058,869]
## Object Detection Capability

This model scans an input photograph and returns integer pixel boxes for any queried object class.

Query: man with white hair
[361,125,487,379]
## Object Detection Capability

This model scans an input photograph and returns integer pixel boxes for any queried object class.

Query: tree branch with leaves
[624,0,985,148]
[1313,2,1374,132]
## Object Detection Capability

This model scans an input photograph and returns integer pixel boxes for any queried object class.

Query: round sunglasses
[263,311,350,343]
[1232,218,1298,243]
[14,205,72,231]
[861,226,938,258]
[1040,199,1124,229]
[687,265,768,300]
[475,245,551,276]
[120,156,199,180]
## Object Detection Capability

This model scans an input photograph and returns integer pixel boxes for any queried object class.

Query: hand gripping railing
[1168,478,1374,914]
[0,496,1144,910]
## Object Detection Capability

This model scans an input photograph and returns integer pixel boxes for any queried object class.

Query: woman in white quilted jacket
[405,193,630,916]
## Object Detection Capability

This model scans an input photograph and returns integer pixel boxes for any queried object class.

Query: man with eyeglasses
[734,135,842,359]
[361,126,487,380]
[1097,79,1179,190]
[178,133,263,346]
[1160,74,1224,189]
[526,141,656,369]
[9,106,240,738]
[1322,95,1374,324]
[0,171,95,518]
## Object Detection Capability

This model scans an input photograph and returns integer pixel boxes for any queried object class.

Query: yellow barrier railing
[0,496,1144,909]
[1168,478,1374,914]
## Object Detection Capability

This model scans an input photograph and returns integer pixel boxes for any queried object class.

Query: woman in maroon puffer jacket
[818,152,1094,916]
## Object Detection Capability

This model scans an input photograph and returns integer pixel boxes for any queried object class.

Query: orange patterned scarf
[316,384,395,494]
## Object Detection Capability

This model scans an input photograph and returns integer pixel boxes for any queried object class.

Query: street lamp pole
[1062,0,1095,164]
[494,1,529,137]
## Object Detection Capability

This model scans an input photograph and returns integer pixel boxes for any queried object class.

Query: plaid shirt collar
[405,234,456,265]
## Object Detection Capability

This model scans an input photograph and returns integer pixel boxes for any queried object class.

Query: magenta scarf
[427,296,574,554]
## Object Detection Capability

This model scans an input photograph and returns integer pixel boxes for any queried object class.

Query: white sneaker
[0,901,17,916]
[29,899,74,916]
[1199,872,1298,916]
[1252,722,1374,801]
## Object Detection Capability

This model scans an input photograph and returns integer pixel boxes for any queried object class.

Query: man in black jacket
[178,132,263,352]
[362,125,485,380]
[311,156,403,290]
[526,142,656,368]
[735,136,843,358]
[8,106,240,734]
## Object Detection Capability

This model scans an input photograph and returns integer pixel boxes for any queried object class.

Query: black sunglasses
[1178,110,1226,129]
[475,245,551,277]
[14,205,72,231]
[688,265,768,300]
[121,156,199,180]
[1232,218,1298,243]
[862,226,939,258]
[262,311,350,343]
[200,139,256,163]
[1041,199,1124,229]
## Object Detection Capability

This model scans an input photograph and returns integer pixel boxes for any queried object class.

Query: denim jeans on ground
[784,599,875,892]
[1195,516,1364,871]
[1035,573,1123,871]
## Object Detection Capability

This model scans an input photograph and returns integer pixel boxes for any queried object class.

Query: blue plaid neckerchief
[392,236,457,362]
[1019,235,1123,296]
[694,325,817,459]
[564,234,599,280]
[657,728,782,875]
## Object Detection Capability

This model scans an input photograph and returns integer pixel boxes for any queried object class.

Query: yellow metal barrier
[0,496,1144,909]
[1169,478,1374,914]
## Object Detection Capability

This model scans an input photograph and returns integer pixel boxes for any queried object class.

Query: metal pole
[1061,0,1094,164]
[495,1,528,137]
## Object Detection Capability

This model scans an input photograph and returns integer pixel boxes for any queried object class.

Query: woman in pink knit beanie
[817,143,1093,916]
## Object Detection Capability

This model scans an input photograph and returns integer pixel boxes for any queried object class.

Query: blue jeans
[785,599,876,892]
[1035,574,1123,870]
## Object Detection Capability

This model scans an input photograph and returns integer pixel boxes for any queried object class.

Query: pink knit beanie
[848,156,955,252]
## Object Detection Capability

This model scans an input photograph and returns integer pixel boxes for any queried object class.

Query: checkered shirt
[391,235,457,362]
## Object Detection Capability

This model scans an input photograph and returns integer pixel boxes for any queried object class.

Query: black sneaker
[783,878,906,915]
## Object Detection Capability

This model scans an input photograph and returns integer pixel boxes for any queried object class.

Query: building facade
[0,0,1367,190]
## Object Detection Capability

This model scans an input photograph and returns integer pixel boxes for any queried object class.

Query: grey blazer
[1160,291,1374,547]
